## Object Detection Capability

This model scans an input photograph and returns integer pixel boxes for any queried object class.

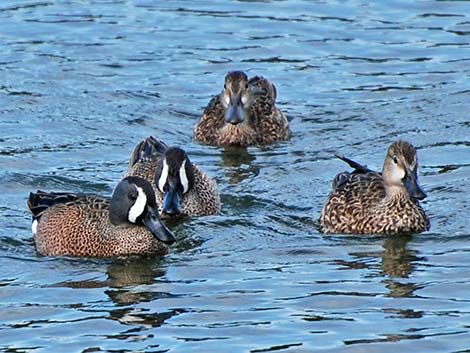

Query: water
[0,0,469,352]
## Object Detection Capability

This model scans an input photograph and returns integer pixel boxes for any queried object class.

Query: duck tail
[129,136,168,168]
[27,191,77,220]
[334,153,373,174]
[248,76,277,102]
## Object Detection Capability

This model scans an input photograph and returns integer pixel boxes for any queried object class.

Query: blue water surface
[0,1,469,352]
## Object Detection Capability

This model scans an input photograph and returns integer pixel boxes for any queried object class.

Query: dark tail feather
[334,153,373,174]
[129,136,168,168]
[27,191,77,219]
[27,192,40,216]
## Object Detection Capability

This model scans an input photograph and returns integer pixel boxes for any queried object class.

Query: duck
[193,71,291,146]
[125,136,221,217]
[320,140,430,234]
[27,176,175,257]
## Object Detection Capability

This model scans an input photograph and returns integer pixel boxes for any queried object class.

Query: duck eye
[129,192,138,201]
[393,156,398,164]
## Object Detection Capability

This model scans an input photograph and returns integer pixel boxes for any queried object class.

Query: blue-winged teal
[27,176,175,257]
[125,136,221,217]
[320,141,430,234]
[193,71,291,146]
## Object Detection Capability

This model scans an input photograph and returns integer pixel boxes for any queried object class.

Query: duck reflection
[336,235,423,298]
[220,146,259,184]
[380,235,424,299]
[104,258,166,304]
[380,235,415,278]
[52,257,184,329]
[52,257,165,290]
[104,259,186,328]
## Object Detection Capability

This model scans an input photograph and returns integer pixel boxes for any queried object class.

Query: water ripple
[0,0,469,352]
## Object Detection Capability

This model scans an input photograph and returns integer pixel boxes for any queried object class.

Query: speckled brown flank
[193,71,291,146]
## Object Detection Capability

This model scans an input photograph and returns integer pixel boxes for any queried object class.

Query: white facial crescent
[158,159,169,193]
[128,186,147,223]
[179,160,189,194]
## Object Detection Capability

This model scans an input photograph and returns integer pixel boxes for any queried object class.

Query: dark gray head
[220,71,253,125]
[109,176,175,244]
[155,147,194,216]
[382,140,427,200]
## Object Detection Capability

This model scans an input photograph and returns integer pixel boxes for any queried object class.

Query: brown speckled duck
[320,141,430,235]
[125,136,221,217]
[193,71,290,146]
[27,176,175,257]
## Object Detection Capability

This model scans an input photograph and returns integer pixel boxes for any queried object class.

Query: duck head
[382,140,427,200]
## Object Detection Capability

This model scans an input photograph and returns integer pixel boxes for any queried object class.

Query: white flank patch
[158,159,169,193]
[128,186,147,223]
[179,160,189,193]
[32,219,38,236]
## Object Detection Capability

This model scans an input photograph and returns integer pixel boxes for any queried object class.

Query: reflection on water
[50,258,181,333]
[219,147,259,184]
[109,307,185,330]
[381,236,416,279]
[380,236,424,298]
[52,258,165,289]
[0,0,469,352]
[337,236,422,298]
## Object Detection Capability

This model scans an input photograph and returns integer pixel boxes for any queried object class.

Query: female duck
[126,136,221,217]
[193,71,290,146]
[28,176,175,257]
[320,140,430,234]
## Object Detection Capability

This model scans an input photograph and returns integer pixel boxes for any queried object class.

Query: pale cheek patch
[390,164,406,183]
[241,93,248,105]
[158,159,169,193]
[128,186,147,223]
[222,93,230,107]
[179,160,189,194]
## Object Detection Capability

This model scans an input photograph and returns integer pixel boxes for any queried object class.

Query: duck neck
[384,185,413,206]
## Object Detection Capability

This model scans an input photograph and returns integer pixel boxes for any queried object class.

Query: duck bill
[225,96,244,124]
[403,170,427,200]
[142,206,176,245]
[162,187,182,216]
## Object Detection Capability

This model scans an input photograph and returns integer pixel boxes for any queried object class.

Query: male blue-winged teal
[27,176,175,257]
[125,136,221,217]
[320,140,430,234]
[193,71,291,146]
